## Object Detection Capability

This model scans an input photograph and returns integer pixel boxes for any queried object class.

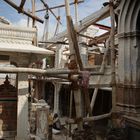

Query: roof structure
[0,25,54,56]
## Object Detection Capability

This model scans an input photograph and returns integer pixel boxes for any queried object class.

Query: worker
[52,113,61,134]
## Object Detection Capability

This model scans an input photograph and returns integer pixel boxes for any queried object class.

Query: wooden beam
[66,112,111,124]
[89,31,110,46]
[65,0,83,131]
[3,0,43,23]
[77,32,94,40]
[110,0,116,111]
[39,41,69,45]
[78,5,110,32]
[47,5,110,43]
[0,67,103,75]
[36,0,84,12]
[32,0,35,27]
[19,0,26,9]
[94,23,111,31]
[67,16,84,70]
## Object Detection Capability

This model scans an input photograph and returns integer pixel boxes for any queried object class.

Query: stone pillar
[116,0,140,115]
[16,73,29,140]
[36,104,49,139]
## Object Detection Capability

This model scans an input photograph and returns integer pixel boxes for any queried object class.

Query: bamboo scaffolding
[3,0,43,23]
[0,67,104,76]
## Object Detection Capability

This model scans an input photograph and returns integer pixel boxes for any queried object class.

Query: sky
[0,0,109,39]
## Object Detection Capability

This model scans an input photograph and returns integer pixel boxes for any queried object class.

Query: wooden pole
[27,9,30,27]
[0,67,103,76]
[110,0,116,112]
[66,112,112,124]
[19,0,26,9]
[74,0,78,30]
[32,0,35,27]
[64,0,83,131]
[54,8,60,36]
[35,0,84,12]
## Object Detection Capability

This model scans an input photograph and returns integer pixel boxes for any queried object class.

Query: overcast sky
[0,0,109,39]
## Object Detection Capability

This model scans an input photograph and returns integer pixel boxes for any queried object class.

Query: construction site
[0,0,140,139]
